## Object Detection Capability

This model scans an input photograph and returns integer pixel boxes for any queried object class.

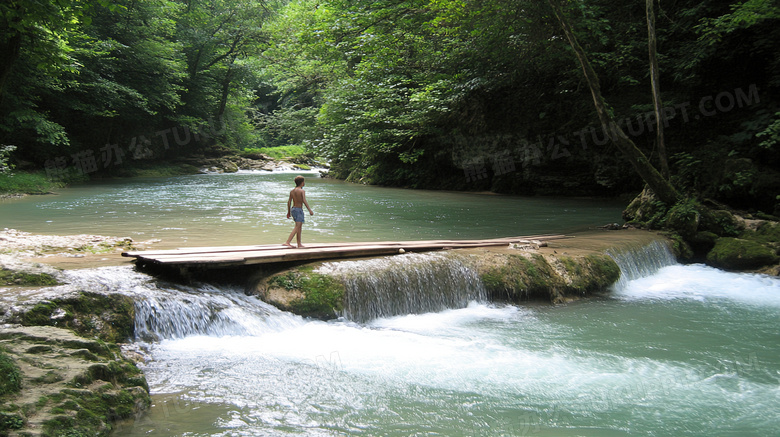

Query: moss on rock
[0,347,22,397]
[0,267,59,286]
[665,232,695,261]
[746,220,780,244]
[263,268,345,319]
[664,199,701,238]
[18,292,135,343]
[256,249,625,317]
[478,253,620,304]
[0,326,150,436]
[479,254,565,302]
[706,237,779,270]
[622,187,668,227]
[562,254,622,294]
[700,208,744,237]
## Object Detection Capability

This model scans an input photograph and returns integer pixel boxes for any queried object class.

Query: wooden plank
[135,241,513,265]
[122,235,567,258]
[124,235,571,268]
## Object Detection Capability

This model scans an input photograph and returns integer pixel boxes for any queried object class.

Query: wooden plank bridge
[122,235,568,269]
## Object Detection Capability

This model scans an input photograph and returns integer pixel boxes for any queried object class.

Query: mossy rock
[221,160,239,173]
[690,231,719,246]
[1,326,150,436]
[264,269,345,319]
[706,237,779,270]
[481,254,564,302]
[622,188,668,227]
[687,231,719,258]
[752,211,779,222]
[18,292,135,343]
[664,233,695,261]
[751,221,780,244]
[664,200,701,238]
[479,253,619,303]
[699,209,744,237]
[558,255,621,296]
[0,347,22,396]
[0,268,59,286]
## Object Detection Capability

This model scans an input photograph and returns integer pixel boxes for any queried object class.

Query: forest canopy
[1,0,779,213]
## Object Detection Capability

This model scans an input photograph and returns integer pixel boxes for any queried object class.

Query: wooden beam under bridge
[122,235,569,269]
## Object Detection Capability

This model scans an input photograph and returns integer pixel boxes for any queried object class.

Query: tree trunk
[647,0,669,179]
[546,0,680,205]
[216,59,235,122]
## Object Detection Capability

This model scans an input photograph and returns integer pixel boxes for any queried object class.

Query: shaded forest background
[1,0,779,214]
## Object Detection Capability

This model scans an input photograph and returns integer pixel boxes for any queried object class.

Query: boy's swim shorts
[291,206,305,223]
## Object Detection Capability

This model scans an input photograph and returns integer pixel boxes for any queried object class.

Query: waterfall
[319,252,486,323]
[133,284,302,341]
[607,240,678,290]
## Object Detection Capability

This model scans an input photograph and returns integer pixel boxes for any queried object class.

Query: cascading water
[133,284,302,341]
[318,252,486,322]
[607,239,678,289]
[53,244,773,437]
[3,171,775,436]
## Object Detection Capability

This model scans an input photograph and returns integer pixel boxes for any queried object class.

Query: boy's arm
[302,191,313,215]
[286,191,293,218]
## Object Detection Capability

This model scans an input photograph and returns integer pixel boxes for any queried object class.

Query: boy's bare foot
[282,243,294,248]
[297,244,306,248]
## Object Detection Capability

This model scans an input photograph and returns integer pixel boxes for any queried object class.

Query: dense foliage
[1,0,779,213]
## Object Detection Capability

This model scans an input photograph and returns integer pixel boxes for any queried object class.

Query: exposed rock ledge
[0,325,149,436]
[252,230,668,320]
[0,228,667,435]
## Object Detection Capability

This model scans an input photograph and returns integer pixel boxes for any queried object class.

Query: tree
[0,1,115,105]
[545,0,680,204]
[1,0,187,164]
[260,0,556,186]
[177,0,272,126]
[646,0,668,179]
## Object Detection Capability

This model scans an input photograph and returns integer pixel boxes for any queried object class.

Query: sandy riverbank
[0,228,163,270]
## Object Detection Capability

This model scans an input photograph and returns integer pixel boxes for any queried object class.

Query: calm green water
[0,171,624,247]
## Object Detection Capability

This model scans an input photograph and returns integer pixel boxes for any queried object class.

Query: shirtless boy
[283,175,314,248]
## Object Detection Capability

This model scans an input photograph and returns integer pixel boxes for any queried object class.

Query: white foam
[613,263,780,307]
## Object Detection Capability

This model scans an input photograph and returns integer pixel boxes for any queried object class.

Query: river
[0,170,625,247]
[2,171,778,436]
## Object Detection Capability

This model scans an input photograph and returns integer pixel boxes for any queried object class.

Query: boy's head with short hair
[294,175,305,187]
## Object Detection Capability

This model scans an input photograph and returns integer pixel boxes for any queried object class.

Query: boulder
[706,237,779,270]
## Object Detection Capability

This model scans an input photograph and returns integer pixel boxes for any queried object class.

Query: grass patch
[0,268,59,286]
[242,145,307,160]
[0,171,62,195]
[0,347,22,396]
[0,412,24,432]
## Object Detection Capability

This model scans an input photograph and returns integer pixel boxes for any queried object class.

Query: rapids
[103,242,780,436]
